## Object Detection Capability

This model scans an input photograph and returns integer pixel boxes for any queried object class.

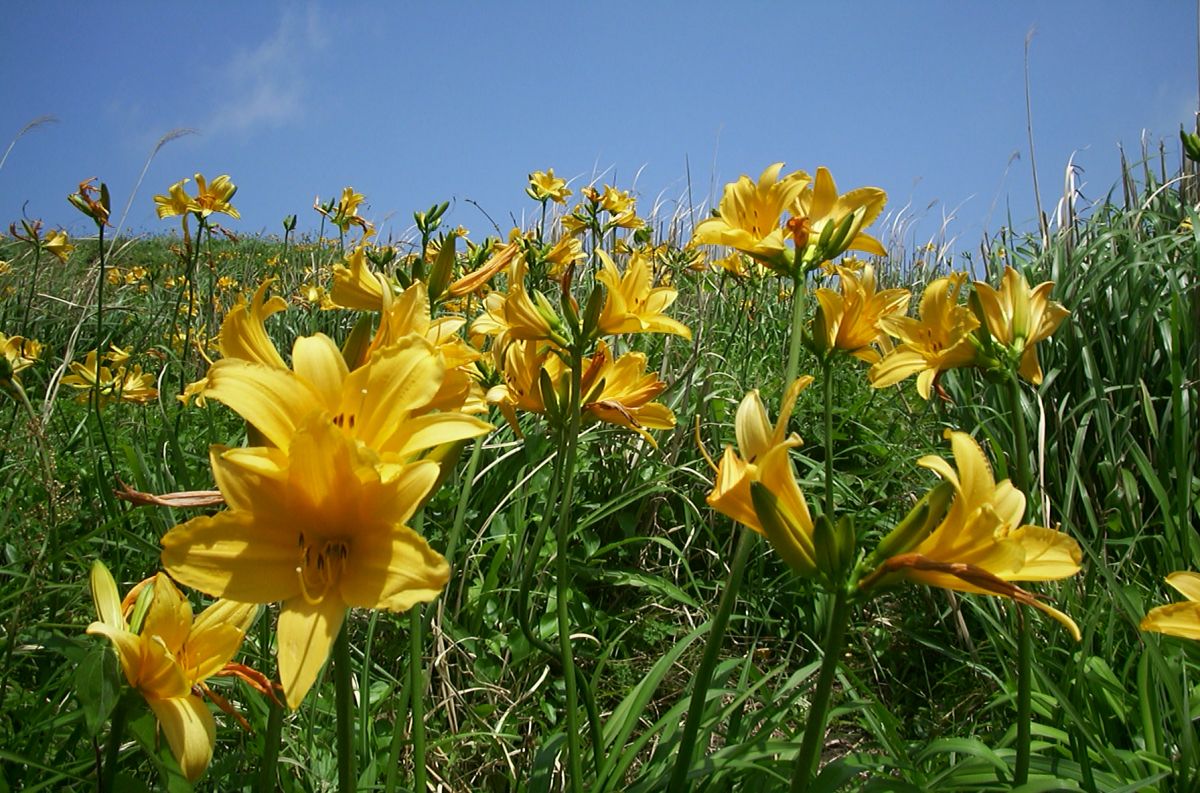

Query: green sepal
[426,231,458,303]
[340,313,375,370]
[869,480,955,564]
[750,481,817,577]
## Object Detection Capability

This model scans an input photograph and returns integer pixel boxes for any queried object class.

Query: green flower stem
[410,605,427,793]
[256,696,284,793]
[1003,373,1034,785]
[99,694,129,792]
[822,358,835,518]
[555,345,586,793]
[789,588,853,793]
[785,272,808,386]
[666,527,757,793]
[91,221,117,478]
[443,437,485,568]
[333,619,356,793]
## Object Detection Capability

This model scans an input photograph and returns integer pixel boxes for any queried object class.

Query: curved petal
[1167,571,1200,602]
[277,596,346,709]
[1005,526,1083,580]
[1141,601,1200,640]
[292,334,349,412]
[162,510,302,604]
[339,525,450,611]
[187,600,260,681]
[140,573,193,656]
[89,561,126,630]
[147,696,215,782]
[735,391,774,463]
[387,413,492,462]
[204,359,321,449]
[341,337,443,452]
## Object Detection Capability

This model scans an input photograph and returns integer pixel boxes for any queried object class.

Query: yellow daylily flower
[692,163,811,267]
[973,266,1070,385]
[86,562,259,781]
[595,251,692,340]
[580,341,676,445]
[316,187,371,234]
[468,258,563,346]
[702,378,819,576]
[217,279,289,369]
[154,178,195,219]
[1,333,43,377]
[543,236,586,278]
[43,229,74,263]
[192,174,240,220]
[1141,572,1200,640]
[62,351,159,404]
[598,186,635,215]
[790,167,887,259]
[869,273,980,399]
[863,430,1082,639]
[812,264,910,363]
[527,169,572,204]
[161,417,449,708]
[330,245,394,311]
[203,333,491,474]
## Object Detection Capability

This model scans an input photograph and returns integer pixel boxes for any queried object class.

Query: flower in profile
[701,378,819,576]
[543,236,586,278]
[789,167,886,261]
[162,417,450,707]
[812,264,909,363]
[62,351,158,404]
[973,266,1070,385]
[155,178,196,219]
[595,251,692,340]
[43,229,74,263]
[598,185,634,215]
[869,273,980,399]
[330,246,394,311]
[469,258,565,346]
[693,163,811,269]
[1141,572,1200,640]
[527,169,572,204]
[86,561,259,781]
[861,430,1082,638]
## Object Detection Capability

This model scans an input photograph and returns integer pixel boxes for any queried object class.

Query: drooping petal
[277,596,346,709]
[147,696,216,782]
[1141,601,1200,640]
[1005,526,1083,580]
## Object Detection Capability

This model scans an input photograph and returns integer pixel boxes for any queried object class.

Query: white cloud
[204,5,325,137]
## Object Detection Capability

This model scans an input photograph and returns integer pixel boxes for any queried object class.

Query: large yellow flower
[86,562,258,781]
[869,273,980,399]
[162,418,448,708]
[580,341,676,444]
[703,378,819,576]
[863,430,1082,638]
[692,163,811,266]
[790,167,886,259]
[595,251,692,340]
[812,264,909,363]
[973,266,1070,385]
[1141,572,1200,640]
[202,333,491,477]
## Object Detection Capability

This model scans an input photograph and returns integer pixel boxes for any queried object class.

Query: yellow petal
[1141,601,1200,640]
[340,337,442,452]
[147,696,215,782]
[292,334,349,412]
[187,600,259,681]
[204,359,320,450]
[277,596,346,709]
[140,573,193,656]
[1167,571,1200,602]
[1006,526,1083,580]
[339,525,450,611]
[735,390,774,463]
[161,510,302,604]
[388,413,493,461]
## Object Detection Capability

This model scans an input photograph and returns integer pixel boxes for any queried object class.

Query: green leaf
[74,643,121,737]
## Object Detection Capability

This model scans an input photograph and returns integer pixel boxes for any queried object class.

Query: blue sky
[1,2,1194,253]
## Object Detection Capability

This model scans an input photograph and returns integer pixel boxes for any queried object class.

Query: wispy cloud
[204,5,326,137]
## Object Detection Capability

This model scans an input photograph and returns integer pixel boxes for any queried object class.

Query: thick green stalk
[1004,374,1033,785]
[256,698,284,793]
[555,347,586,793]
[666,528,757,792]
[100,695,128,792]
[822,358,835,518]
[333,620,356,793]
[410,605,427,792]
[789,588,853,792]
[785,273,808,385]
